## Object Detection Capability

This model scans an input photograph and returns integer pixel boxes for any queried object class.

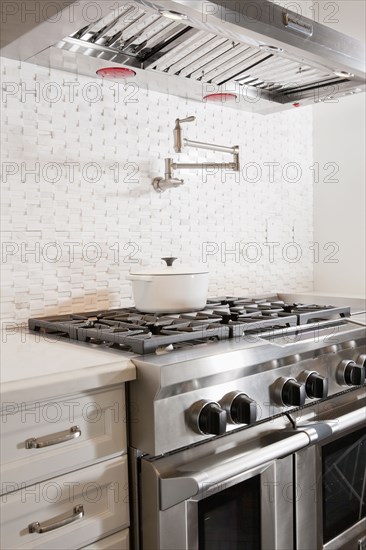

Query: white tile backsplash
[1,57,314,325]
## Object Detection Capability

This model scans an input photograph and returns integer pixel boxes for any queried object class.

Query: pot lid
[130,257,209,276]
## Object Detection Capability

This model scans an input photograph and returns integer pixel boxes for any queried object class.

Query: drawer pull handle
[25,426,82,449]
[29,504,84,533]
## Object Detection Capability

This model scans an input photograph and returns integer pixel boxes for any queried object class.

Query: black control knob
[199,402,227,435]
[344,361,365,386]
[220,392,257,425]
[305,372,328,399]
[189,400,227,436]
[337,360,366,386]
[281,379,306,407]
[231,394,257,424]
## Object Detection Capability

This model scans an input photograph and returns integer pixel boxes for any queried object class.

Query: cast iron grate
[28,299,351,354]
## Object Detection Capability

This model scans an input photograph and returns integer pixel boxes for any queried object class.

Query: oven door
[138,420,312,550]
[295,395,366,550]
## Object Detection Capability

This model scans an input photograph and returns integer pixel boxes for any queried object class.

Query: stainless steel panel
[130,328,365,455]
[295,446,322,550]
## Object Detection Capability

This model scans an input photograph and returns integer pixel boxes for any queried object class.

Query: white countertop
[1,330,136,403]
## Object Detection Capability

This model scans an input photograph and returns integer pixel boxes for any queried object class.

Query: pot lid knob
[161,257,177,267]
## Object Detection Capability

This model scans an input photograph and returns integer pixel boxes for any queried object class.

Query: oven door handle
[295,405,366,444]
[159,430,311,510]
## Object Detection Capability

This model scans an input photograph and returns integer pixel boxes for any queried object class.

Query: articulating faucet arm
[153,116,240,192]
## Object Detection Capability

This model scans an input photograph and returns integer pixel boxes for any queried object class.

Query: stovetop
[27,295,365,457]
[28,297,351,355]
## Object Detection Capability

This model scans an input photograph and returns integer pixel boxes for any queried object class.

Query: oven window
[198,476,261,550]
[323,426,366,544]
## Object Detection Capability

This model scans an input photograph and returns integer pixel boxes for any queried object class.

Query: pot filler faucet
[152,116,240,192]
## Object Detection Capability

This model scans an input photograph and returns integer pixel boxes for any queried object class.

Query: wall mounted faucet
[152,116,240,193]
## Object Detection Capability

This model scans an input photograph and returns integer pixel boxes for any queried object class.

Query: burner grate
[28,310,230,354]
[28,299,351,354]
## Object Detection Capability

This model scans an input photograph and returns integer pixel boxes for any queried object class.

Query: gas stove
[28,296,351,355]
[28,294,365,456]
[28,294,366,550]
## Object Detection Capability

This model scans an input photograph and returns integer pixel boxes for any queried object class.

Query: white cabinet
[1,387,127,491]
[0,457,129,549]
[0,385,130,550]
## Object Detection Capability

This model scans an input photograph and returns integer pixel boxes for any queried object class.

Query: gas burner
[28,309,230,354]
[28,298,351,354]
[205,298,351,327]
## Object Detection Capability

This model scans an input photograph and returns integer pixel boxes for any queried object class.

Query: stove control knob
[337,360,366,386]
[220,392,257,425]
[273,377,306,407]
[298,371,328,399]
[189,400,227,436]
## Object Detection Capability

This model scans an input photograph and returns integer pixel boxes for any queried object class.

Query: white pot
[128,257,209,313]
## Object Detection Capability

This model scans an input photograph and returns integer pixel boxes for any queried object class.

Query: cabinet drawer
[81,529,129,550]
[1,387,126,492]
[0,456,129,550]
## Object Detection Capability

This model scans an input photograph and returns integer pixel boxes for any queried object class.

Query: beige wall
[307,0,365,296]
[273,1,365,296]
[312,93,365,296]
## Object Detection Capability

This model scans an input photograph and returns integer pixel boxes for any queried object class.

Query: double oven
[136,388,365,550]
[129,325,366,550]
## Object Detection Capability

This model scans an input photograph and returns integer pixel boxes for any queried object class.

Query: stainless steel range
[29,295,366,550]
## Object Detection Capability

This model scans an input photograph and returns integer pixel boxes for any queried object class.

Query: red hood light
[293,102,301,107]
[96,67,136,79]
[203,93,238,102]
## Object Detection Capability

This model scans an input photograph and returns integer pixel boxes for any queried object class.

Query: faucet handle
[177,116,196,124]
[174,116,195,153]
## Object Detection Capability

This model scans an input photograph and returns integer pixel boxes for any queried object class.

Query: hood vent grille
[1,0,363,112]
[11,0,350,111]
[69,3,192,60]
[56,1,350,104]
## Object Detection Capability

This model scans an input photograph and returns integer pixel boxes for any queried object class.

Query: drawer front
[0,456,129,550]
[81,529,129,550]
[1,387,126,492]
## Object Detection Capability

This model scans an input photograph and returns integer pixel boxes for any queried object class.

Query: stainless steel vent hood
[1,0,365,114]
